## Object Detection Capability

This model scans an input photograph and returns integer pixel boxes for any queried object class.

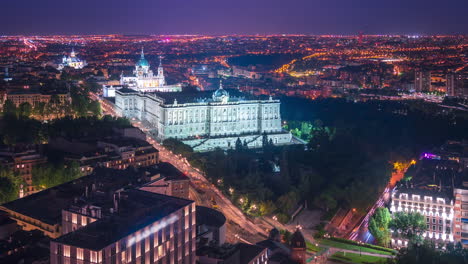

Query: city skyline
[1,0,468,35]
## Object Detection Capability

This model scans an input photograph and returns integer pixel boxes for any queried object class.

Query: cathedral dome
[137,58,149,67]
[137,48,150,67]
[213,88,229,100]
[212,80,229,102]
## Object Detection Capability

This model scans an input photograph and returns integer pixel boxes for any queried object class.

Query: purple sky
[1,0,467,35]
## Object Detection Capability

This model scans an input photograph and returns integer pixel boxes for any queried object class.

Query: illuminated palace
[120,49,182,93]
[57,48,87,70]
[114,81,292,152]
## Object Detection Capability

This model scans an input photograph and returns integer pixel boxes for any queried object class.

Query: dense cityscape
[0,5,468,264]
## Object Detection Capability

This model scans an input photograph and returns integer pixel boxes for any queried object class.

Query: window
[432,225,436,231]
[77,248,84,260]
[63,245,70,257]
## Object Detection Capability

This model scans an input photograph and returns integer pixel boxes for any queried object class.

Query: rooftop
[54,189,192,250]
[0,167,148,225]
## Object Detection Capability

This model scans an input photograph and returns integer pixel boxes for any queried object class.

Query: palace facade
[114,82,292,151]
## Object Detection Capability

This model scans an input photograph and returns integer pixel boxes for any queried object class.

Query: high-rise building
[447,73,468,98]
[415,71,431,92]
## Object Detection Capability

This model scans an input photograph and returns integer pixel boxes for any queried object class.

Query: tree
[259,200,277,216]
[235,137,243,151]
[368,207,392,247]
[314,192,337,212]
[390,212,427,242]
[262,131,269,148]
[2,99,17,117]
[277,191,298,214]
[0,167,21,204]
[33,102,46,117]
[32,162,82,190]
[89,100,102,116]
[18,102,32,118]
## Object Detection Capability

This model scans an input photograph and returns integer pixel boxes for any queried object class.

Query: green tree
[32,162,82,190]
[259,200,277,216]
[18,102,32,118]
[33,101,46,117]
[368,207,392,247]
[314,192,337,212]
[0,167,21,204]
[89,100,102,116]
[390,212,427,242]
[2,99,17,117]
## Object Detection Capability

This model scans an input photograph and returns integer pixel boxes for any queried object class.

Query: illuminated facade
[114,81,292,151]
[120,49,182,93]
[454,184,468,247]
[446,73,468,98]
[57,48,87,70]
[390,188,454,246]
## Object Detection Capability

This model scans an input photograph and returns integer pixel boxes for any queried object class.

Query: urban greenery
[0,167,22,204]
[369,208,392,247]
[0,115,131,146]
[330,251,387,264]
[318,238,396,256]
[391,240,468,264]
[32,162,82,190]
[389,212,427,243]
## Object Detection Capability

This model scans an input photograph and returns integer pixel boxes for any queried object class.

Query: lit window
[63,245,70,257]
[136,241,141,258]
[90,251,98,263]
[72,214,78,224]
[77,248,84,260]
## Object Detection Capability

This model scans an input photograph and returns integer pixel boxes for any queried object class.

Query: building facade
[453,183,468,247]
[114,82,292,151]
[415,71,431,92]
[6,90,69,107]
[447,73,468,98]
[118,49,182,93]
[390,187,454,247]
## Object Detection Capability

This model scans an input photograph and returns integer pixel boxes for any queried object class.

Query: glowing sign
[127,215,178,247]
[421,153,441,160]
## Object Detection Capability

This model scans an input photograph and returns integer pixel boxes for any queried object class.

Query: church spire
[71,48,76,57]
[219,79,223,90]
[141,47,145,59]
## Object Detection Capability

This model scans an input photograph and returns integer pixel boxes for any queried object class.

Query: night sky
[2,0,467,35]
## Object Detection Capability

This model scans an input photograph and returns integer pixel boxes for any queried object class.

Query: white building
[114,81,292,151]
[390,187,454,247]
[57,48,87,70]
[119,49,182,93]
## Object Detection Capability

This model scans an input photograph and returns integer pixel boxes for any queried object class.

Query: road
[348,187,389,243]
